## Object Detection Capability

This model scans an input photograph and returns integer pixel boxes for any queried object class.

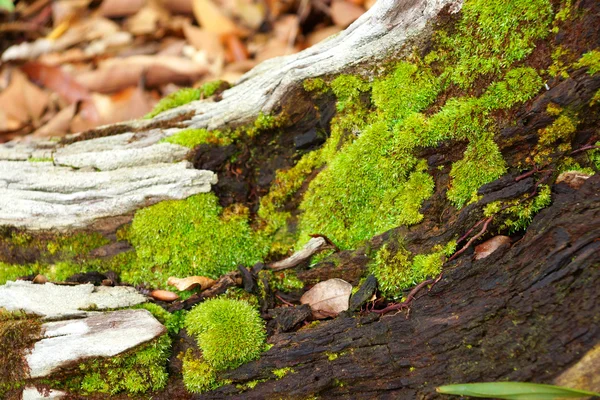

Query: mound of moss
[183,298,267,393]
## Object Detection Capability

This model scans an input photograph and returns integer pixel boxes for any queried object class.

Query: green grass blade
[436,382,600,399]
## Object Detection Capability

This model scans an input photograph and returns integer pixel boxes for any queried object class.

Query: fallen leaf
[21,61,91,104]
[126,6,162,36]
[0,69,49,130]
[223,33,249,62]
[192,0,237,35]
[330,0,364,28]
[98,0,146,17]
[74,55,208,92]
[474,236,511,260]
[300,278,352,319]
[151,289,180,302]
[167,276,216,291]
[32,102,77,138]
[556,171,591,190]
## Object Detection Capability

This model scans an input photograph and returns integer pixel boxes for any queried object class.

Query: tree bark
[198,175,599,399]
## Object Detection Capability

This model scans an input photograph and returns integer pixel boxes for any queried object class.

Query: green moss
[161,128,232,148]
[552,0,573,32]
[185,298,266,371]
[132,303,187,335]
[326,352,339,361]
[484,185,552,233]
[127,193,270,286]
[589,141,600,170]
[436,0,552,88]
[61,334,170,395]
[182,350,220,393]
[0,262,35,285]
[478,67,543,110]
[303,77,329,94]
[372,61,440,124]
[199,80,229,98]
[272,367,294,379]
[28,157,53,162]
[218,287,260,310]
[447,133,507,207]
[371,240,455,299]
[547,46,576,78]
[297,118,434,249]
[0,310,42,396]
[270,270,305,292]
[145,88,202,119]
[575,49,600,75]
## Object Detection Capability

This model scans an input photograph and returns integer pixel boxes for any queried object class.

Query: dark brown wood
[197,175,600,399]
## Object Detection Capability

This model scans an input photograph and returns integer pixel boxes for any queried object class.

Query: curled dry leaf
[150,289,180,302]
[192,0,237,35]
[300,278,352,319]
[167,276,216,291]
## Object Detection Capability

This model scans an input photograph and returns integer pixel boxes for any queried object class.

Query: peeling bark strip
[0,160,216,230]
[201,176,600,399]
[26,309,165,378]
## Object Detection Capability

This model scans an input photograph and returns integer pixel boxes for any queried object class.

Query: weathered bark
[200,175,600,399]
[0,0,462,231]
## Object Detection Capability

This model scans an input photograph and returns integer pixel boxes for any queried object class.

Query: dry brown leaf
[192,0,237,35]
[126,6,162,35]
[167,276,216,291]
[74,55,208,92]
[300,278,352,319]
[556,171,591,190]
[223,33,249,62]
[273,14,299,44]
[183,23,223,57]
[161,0,194,14]
[232,0,265,30]
[21,61,91,104]
[32,102,77,138]
[330,0,364,28]
[474,236,511,260]
[99,0,146,17]
[151,289,180,302]
[70,87,153,132]
[0,69,49,130]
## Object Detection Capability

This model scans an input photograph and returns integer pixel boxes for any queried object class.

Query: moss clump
[0,309,42,396]
[575,50,600,75]
[447,133,507,207]
[371,240,456,299]
[185,298,266,371]
[303,77,329,94]
[28,157,53,162]
[127,193,269,286]
[145,81,228,119]
[161,128,232,148]
[272,367,294,379]
[182,350,219,393]
[270,270,305,293]
[68,334,171,396]
[145,88,202,119]
[435,0,552,88]
[183,298,266,393]
[484,185,552,233]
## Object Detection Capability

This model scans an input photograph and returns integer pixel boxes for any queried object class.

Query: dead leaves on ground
[167,275,216,291]
[0,0,367,142]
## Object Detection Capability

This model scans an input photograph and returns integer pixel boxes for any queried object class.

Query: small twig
[275,294,294,307]
[570,144,600,155]
[448,216,493,262]
[372,278,435,315]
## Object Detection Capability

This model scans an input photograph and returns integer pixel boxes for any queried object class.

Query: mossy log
[1,0,600,398]
[201,175,600,399]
